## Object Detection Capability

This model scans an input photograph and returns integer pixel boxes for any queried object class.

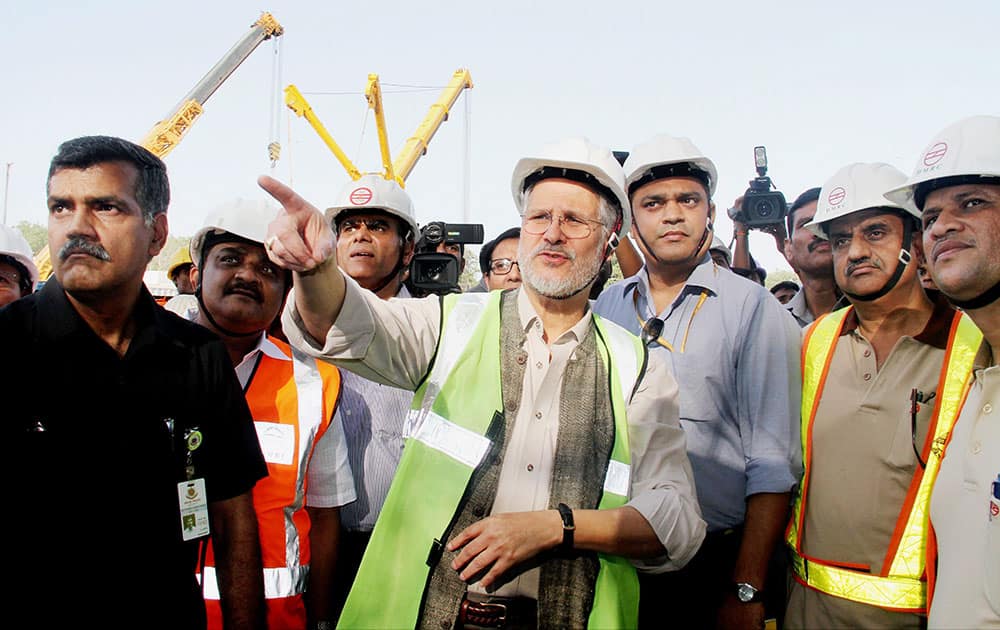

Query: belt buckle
[461,599,508,628]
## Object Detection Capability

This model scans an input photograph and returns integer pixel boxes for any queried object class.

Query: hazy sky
[3,0,998,273]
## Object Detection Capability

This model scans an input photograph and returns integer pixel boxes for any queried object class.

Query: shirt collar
[515,286,593,342]
[239,332,291,366]
[620,253,721,312]
[839,290,958,350]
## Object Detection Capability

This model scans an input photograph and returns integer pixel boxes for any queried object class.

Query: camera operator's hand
[258,175,335,273]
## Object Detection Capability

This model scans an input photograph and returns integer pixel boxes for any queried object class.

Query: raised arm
[259,175,344,344]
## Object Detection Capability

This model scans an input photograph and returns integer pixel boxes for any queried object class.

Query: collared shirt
[929,343,1000,629]
[785,288,814,328]
[236,334,356,509]
[334,284,415,532]
[1,278,267,627]
[282,278,706,582]
[786,296,957,629]
[594,256,802,531]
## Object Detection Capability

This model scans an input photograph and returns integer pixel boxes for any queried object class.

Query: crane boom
[139,12,284,158]
[365,74,398,184]
[392,68,473,182]
[284,85,363,180]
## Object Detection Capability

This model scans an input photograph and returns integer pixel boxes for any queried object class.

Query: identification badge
[254,422,295,465]
[177,478,210,541]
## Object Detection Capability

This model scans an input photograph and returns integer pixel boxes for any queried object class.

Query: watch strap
[556,503,575,552]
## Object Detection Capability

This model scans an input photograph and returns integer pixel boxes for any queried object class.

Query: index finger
[258,175,319,217]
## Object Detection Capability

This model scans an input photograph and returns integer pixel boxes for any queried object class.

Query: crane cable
[267,36,283,167]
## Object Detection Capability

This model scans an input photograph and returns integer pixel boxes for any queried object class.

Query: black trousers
[330,528,373,624]
[638,526,788,629]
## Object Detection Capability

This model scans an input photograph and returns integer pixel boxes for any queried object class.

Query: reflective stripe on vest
[202,337,340,613]
[786,308,981,612]
[341,291,646,628]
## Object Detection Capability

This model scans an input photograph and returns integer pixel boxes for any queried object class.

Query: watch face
[737,583,758,603]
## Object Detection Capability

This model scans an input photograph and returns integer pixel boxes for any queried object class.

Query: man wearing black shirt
[0,136,268,628]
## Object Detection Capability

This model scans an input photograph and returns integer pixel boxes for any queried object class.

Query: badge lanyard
[633,288,708,353]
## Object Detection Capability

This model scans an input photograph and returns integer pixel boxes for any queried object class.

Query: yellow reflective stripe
[790,552,926,611]
[787,309,849,551]
[886,313,982,578]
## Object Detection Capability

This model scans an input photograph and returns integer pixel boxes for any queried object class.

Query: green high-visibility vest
[339,291,645,629]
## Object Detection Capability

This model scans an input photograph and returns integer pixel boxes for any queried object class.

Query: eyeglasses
[489,258,519,275]
[521,211,605,239]
[641,317,664,346]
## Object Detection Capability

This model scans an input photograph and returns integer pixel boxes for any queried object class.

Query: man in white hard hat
[259,137,705,628]
[0,223,39,307]
[188,198,356,630]
[885,114,1000,629]
[0,136,267,628]
[322,174,422,622]
[784,162,981,629]
[593,133,801,630]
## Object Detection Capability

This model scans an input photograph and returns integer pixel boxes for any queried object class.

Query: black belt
[457,595,537,629]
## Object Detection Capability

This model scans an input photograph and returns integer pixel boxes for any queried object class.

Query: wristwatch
[556,503,575,552]
[735,581,764,603]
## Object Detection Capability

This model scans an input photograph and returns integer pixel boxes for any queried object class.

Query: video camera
[408,221,484,295]
[731,146,788,228]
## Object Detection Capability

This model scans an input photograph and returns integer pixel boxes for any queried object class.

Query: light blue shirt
[594,256,802,530]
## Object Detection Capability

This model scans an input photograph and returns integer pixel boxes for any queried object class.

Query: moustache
[528,242,576,262]
[845,257,882,277]
[58,236,110,262]
[225,280,263,302]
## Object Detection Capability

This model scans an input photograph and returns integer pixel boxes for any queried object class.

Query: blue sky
[3,0,998,273]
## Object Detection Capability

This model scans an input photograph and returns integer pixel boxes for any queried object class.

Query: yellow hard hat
[167,247,193,280]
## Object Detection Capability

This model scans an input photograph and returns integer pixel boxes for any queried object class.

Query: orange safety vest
[202,335,342,630]
[786,307,981,613]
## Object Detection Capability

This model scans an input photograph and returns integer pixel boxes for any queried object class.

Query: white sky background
[2,0,998,274]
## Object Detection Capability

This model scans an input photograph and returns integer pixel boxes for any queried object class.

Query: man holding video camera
[323,174,420,620]
[259,137,705,628]
[784,162,980,629]
[594,133,802,630]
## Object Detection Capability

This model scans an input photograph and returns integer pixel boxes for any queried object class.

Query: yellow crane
[34,12,284,281]
[284,68,473,186]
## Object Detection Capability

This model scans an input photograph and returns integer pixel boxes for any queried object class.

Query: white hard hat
[805,162,912,239]
[709,235,732,266]
[190,198,279,265]
[510,137,631,240]
[884,115,1000,213]
[0,224,39,288]
[325,174,419,238]
[623,134,719,198]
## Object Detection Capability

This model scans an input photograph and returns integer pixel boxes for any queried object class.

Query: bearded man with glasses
[594,133,802,630]
[260,137,705,628]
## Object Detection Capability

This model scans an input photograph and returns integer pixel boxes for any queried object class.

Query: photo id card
[178,478,210,541]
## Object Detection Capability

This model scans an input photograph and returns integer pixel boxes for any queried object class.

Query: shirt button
[516,354,527,365]
[984,403,993,414]
[527,464,534,472]
[863,349,871,358]
[535,411,542,419]
[536,362,542,369]
[971,441,982,454]
[863,373,872,381]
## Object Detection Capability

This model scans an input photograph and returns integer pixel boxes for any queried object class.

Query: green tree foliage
[15,221,47,255]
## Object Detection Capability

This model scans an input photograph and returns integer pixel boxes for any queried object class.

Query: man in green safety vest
[259,137,706,629]
[885,114,1000,629]
[785,162,981,629]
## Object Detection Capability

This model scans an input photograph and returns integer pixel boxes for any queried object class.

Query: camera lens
[754,200,775,218]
